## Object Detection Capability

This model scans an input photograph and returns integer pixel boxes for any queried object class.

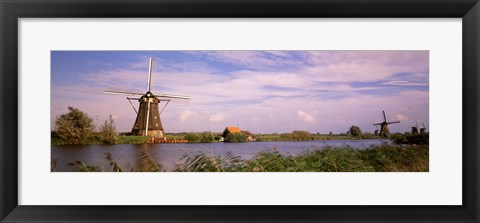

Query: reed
[62,144,428,172]
[174,145,428,172]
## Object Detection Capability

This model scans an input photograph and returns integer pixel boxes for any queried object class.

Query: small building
[222,126,241,138]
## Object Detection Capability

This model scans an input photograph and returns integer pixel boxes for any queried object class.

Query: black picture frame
[1,0,479,222]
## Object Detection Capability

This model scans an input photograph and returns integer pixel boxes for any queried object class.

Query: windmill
[373,110,400,137]
[104,58,190,137]
[411,120,419,134]
[420,122,427,134]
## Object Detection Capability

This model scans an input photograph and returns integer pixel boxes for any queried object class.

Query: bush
[391,133,429,145]
[349,125,362,137]
[225,132,248,143]
[54,107,94,144]
[99,115,118,144]
[280,130,314,141]
[184,132,216,143]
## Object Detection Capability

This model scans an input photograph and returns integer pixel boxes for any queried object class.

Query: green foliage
[139,151,162,172]
[172,145,429,172]
[67,161,100,172]
[281,130,315,141]
[105,153,122,172]
[244,147,373,172]
[82,132,103,144]
[245,149,294,172]
[99,115,118,144]
[184,131,216,143]
[174,151,244,172]
[359,132,381,139]
[225,132,247,143]
[255,131,366,142]
[359,145,429,171]
[53,107,95,144]
[391,133,429,145]
[117,135,148,144]
[349,125,362,137]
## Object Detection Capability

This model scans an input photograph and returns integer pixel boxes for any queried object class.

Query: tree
[100,115,118,144]
[54,107,94,144]
[349,125,362,137]
[225,132,247,143]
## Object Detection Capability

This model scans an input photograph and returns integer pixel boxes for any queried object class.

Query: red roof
[225,126,241,133]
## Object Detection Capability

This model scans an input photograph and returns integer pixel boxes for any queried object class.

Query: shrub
[99,115,118,144]
[54,107,94,144]
[349,125,362,137]
[391,133,429,145]
[184,132,216,143]
[225,132,247,143]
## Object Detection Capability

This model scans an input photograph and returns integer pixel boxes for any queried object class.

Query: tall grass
[62,145,428,172]
[174,151,244,172]
[173,145,428,172]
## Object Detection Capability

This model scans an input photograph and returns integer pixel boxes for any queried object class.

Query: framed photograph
[1,0,479,222]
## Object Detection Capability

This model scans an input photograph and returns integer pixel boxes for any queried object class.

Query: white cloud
[209,113,225,122]
[178,110,197,123]
[394,114,408,122]
[297,111,316,123]
[382,80,428,86]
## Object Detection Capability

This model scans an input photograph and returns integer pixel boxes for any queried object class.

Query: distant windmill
[373,110,400,137]
[411,120,419,134]
[104,58,190,137]
[420,122,427,134]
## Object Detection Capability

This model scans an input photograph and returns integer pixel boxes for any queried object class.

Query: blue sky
[51,51,429,134]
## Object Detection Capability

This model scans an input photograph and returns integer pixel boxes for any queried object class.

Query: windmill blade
[104,90,144,96]
[387,121,400,124]
[153,93,190,100]
[373,123,383,125]
[147,57,153,92]
[383,110,387,122]
[415,120,419,128]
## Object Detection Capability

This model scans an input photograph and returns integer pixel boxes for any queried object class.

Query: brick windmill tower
[104,58,190,137]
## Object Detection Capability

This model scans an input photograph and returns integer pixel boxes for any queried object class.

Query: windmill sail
[104,57,190,138]
[373,110,400,137]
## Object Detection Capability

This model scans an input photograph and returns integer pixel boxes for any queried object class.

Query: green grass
[117,135,148,144]
[173,144,428,172]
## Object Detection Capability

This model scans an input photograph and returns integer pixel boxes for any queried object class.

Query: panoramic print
[51,51,429,172]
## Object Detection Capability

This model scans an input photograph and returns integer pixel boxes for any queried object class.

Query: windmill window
[156,123,158,127]
[155,116,157,119]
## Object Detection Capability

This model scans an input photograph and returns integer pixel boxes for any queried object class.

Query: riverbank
[51,132,382,146]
